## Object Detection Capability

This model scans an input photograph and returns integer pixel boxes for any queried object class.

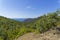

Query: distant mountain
[24,18,35,23]
[13,18,34,22]
[13,18,27,21]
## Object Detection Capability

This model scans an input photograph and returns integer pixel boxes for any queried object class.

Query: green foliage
[0,16,25,40]
[0,10,60,40]
[0,37,3,40]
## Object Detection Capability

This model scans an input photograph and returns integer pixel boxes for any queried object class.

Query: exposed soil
[16,28,60,40]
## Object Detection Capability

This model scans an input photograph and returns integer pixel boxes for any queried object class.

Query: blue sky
[0,0,60,18]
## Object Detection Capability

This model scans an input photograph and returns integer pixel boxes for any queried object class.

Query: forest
[0,10,60,40]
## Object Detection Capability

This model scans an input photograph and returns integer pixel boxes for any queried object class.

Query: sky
[0,0,60,18]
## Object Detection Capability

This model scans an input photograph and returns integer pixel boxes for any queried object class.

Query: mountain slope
[25,11,60,33]
[0,16,25,40]
[16,11,60,40]
[0,11,60,40]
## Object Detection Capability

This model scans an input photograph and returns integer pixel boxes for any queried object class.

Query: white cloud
[26,6,36,10]
[26,6,31,8]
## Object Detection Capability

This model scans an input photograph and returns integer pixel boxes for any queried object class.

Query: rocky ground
[16,27,60,40]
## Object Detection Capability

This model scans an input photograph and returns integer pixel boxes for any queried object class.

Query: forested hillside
[0,16,26,40]
[0,11,60,40]
[25,11,60,33]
